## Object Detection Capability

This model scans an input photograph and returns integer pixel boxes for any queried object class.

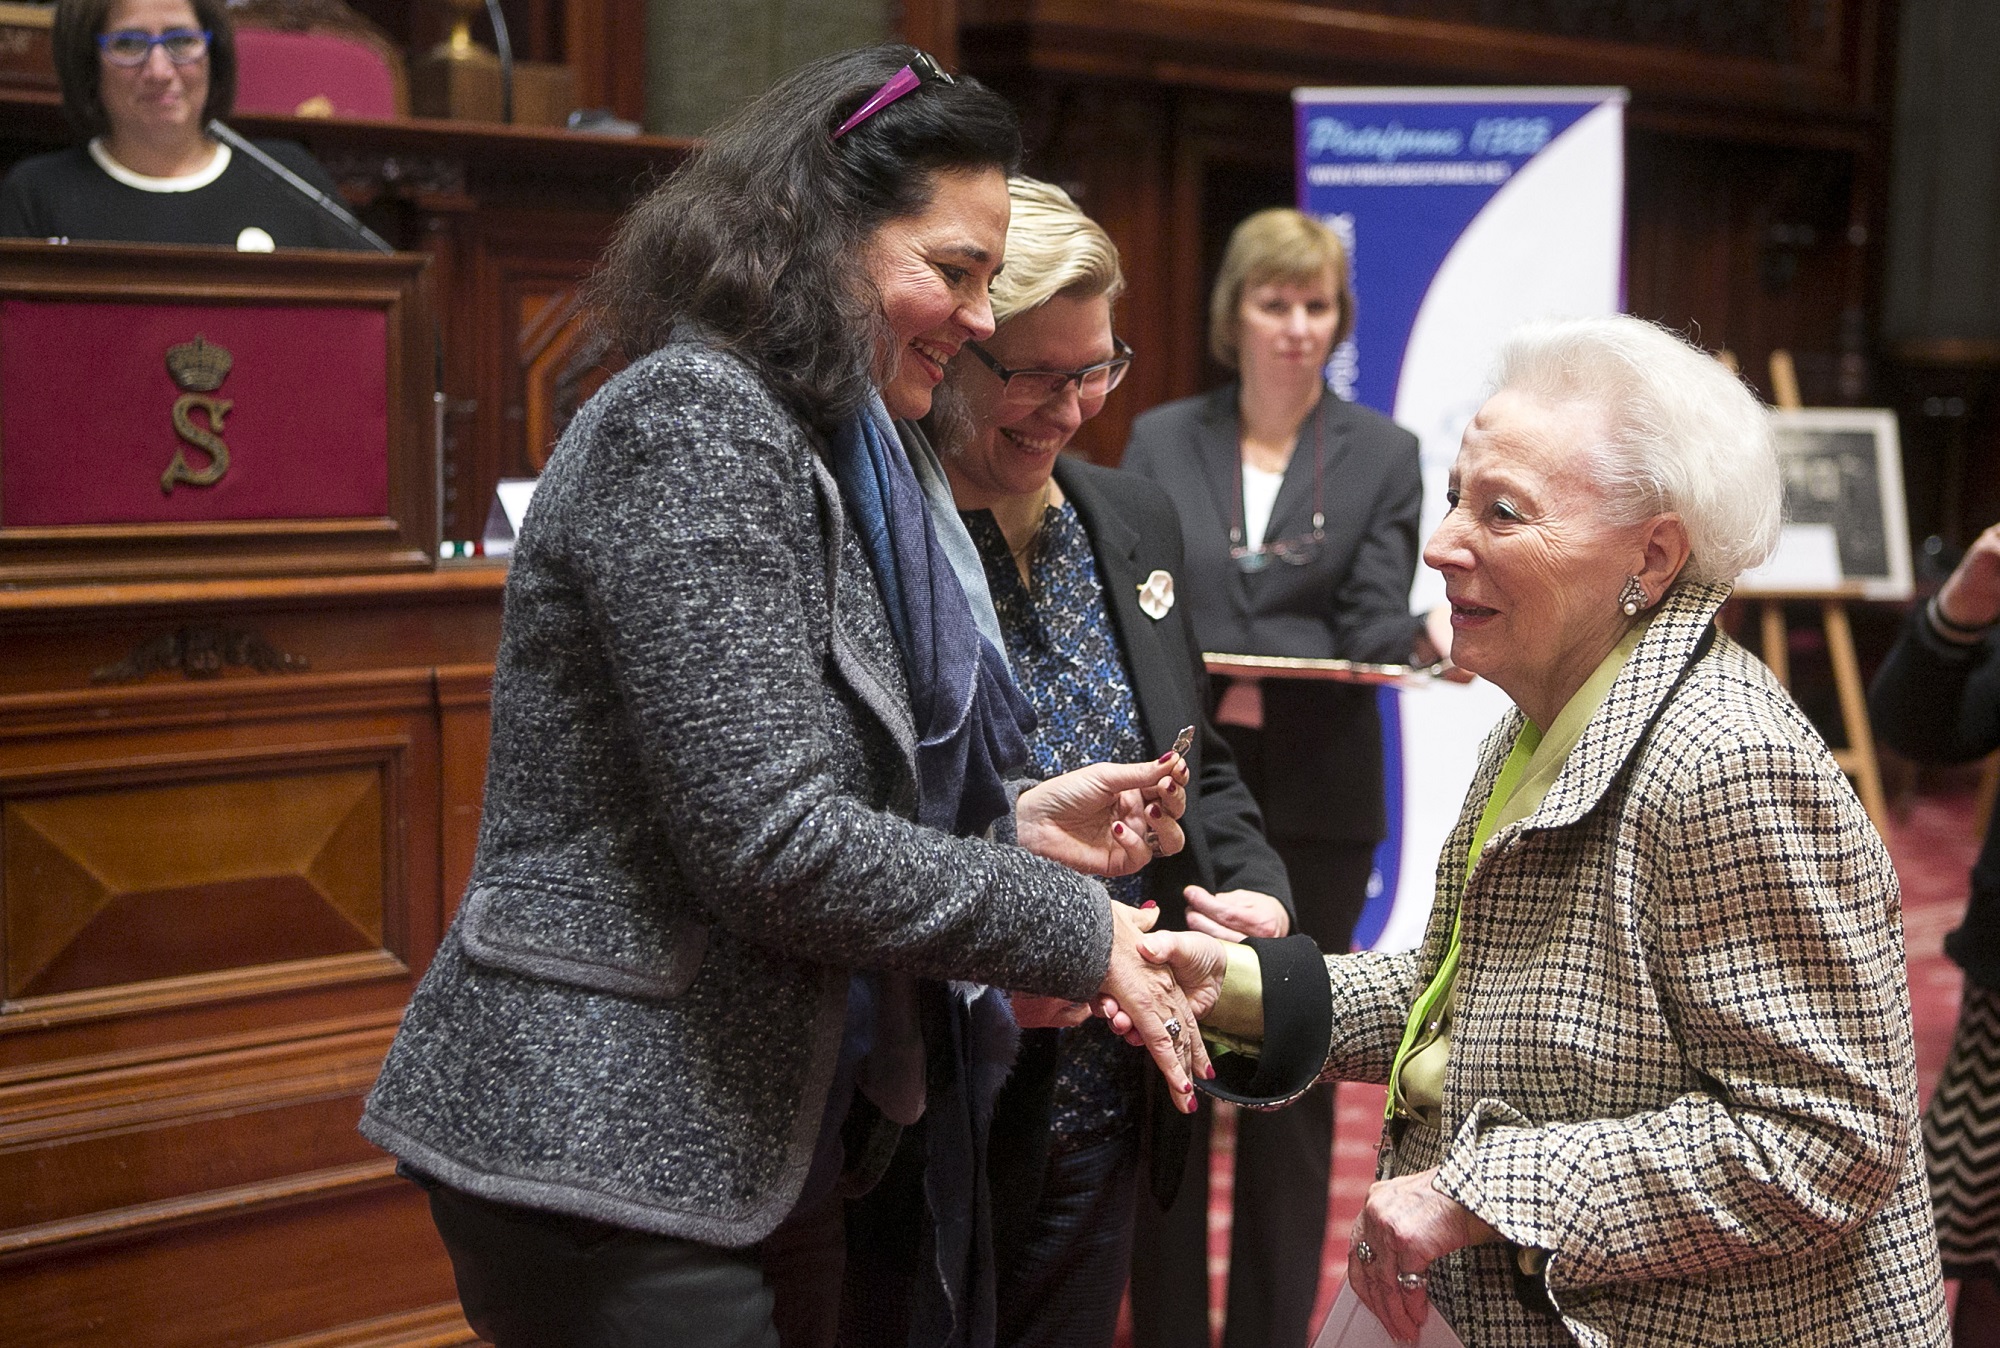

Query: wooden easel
[1742,350,1891,836]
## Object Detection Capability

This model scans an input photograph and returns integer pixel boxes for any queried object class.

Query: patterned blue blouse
[965,501,1150,1148]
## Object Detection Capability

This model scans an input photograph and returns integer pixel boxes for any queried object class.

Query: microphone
[484,0,514,125]
[206,119,394,254]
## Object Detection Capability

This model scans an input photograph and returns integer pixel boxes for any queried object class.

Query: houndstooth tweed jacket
[1316,581,1948,1347]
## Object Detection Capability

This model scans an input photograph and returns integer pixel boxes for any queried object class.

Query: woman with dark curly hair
[358,45,1207,1348]
[0,0,359,248]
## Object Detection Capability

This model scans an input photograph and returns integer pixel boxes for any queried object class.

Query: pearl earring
[1618,576,1648,617]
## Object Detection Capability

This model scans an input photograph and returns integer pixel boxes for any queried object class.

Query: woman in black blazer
[1121,208,1441,1348]
[894,177,1291,1348]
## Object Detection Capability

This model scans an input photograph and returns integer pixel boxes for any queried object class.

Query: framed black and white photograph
[1737,408,1913,600]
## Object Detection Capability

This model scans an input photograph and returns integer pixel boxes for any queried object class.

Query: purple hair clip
[833,52,953,139]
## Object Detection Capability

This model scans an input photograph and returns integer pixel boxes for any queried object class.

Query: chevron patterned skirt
[1926,983,2000,1283]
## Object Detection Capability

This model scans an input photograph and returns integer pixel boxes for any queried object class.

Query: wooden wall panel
[436,665,494,925]
[0,571,502,1347]
[0,1034,393,1249]
[5,764,388,999]
[340,0,649,124]
[1625,131,1873,407]
[964,0,1886,125]
[429,208,628,538]
[0,1178,466,1348]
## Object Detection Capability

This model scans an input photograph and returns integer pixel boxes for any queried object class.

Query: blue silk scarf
[830,395,1035,836]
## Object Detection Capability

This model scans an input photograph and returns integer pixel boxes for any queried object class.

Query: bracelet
[1928,595,1995,644]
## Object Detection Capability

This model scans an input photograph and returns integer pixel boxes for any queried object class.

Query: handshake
[1009,745,1282,1113]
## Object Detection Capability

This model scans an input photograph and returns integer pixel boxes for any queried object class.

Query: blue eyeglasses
[98,28,211,68]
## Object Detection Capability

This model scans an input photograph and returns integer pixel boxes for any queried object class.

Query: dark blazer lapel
[1193,385,1244,542]
[1264,389,1357,544]
[1056,459,1216,893]
[1053,458,1187,755]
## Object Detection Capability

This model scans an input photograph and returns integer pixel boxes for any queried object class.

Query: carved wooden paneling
[518,284,617,472]
[436,664,493,919]
[429,208,628,537]
[5,763,389,1000]
[340,0,648,124]
[0,1026,394,1233]
[0,571,501,1347]
[0,675,433,1050]
[0,1180,467,1348]
[1626,130,1872,407]
[964,0,1886,133]
[1279,0,1826,64]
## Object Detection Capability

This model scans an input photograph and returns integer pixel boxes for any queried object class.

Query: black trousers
[995,1131,1143,1348]
[420,1176,846,1348]
[1131,719,1376,1348]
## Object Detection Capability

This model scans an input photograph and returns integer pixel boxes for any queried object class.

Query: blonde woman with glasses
[857,177,1291,1348]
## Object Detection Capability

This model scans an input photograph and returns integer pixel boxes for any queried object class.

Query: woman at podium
[0,0,364,250]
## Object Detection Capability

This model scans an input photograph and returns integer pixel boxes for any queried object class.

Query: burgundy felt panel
[1,299,390,526]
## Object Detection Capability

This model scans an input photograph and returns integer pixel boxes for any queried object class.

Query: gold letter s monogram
[162,394,233,494]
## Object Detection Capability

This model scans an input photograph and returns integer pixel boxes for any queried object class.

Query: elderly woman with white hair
[1126,315,1951,1345]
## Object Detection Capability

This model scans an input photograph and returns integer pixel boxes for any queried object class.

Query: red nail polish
[1113,822,1127,838]
[1141,900,1158,909]
[1204,1063,1216,1079]
[1158,751,1174,763]
[1147,803,1163,819]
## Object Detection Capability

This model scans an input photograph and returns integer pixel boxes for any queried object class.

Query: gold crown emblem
[165,335,233,392]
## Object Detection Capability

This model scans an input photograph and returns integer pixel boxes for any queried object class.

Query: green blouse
[1387,617,1653,1124]
[1196,618,1655,1095]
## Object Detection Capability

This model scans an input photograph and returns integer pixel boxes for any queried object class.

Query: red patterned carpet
[1118,787,1985,1347]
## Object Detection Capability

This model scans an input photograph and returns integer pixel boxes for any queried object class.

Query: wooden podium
[0,244,497,1346]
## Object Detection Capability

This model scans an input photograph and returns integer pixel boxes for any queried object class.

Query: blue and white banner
[1294,87,1627,952]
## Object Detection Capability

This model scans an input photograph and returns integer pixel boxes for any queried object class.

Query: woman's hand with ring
[1348,1167,1499,1342]
[1098,926,1230,1040]
[1096,901,1212,1107]
[1140,749,1191,820]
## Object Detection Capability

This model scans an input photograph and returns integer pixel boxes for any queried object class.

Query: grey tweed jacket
[1314,582,1948,1346]
[360,332,1113,1247]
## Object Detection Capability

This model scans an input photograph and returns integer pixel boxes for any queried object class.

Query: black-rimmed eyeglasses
[99,28,211,67]
[964,338,1133,409]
